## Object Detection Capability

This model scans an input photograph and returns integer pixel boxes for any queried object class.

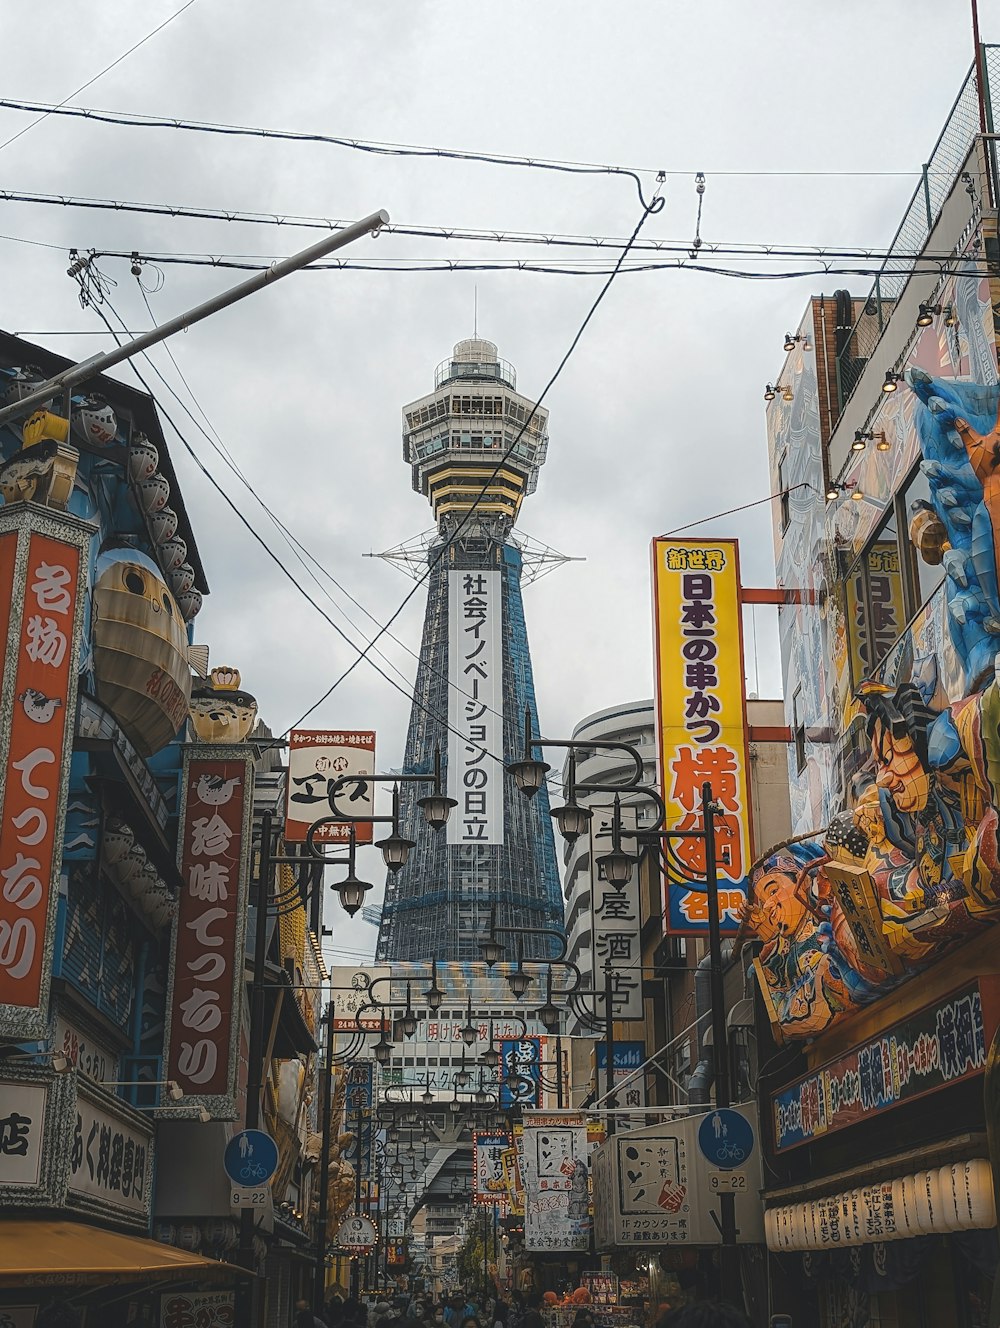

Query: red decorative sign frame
[164,748,254,1115]
[0,514,89,1040]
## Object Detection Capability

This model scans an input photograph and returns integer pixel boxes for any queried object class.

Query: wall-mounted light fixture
[944,305,959,328]
[916,302,942,328]
[783,332,813,352]
[882,370,902,394]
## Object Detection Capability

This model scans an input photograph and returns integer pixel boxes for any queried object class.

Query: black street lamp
[423,958,445,1013]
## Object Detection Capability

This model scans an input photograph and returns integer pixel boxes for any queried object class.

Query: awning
[0,1220,253,1287]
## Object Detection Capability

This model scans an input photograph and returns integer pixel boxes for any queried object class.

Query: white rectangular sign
[590,805,643,1021]
[0,1082,46,1186]
[331,965,391,1031]
[68,1095,153,1217]
[448,570,504,845]
[230,1186,269,1208]
[591,1109,764,1247]
[519,1115,591,1252]
[286,730,376,843]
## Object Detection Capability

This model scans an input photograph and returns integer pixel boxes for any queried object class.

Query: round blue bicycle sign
[224,1129,279,1185]
[697,1109,755,1171]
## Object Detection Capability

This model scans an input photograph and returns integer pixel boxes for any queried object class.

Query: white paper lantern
[912,1168,944,1235]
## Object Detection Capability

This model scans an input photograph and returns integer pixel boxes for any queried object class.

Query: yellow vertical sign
[652,538,754,934]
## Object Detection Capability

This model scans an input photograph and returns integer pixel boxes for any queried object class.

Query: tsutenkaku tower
[375,338,564,962]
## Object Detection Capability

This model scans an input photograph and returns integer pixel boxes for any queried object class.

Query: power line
[0,2,199,155]
[127,275,515,734]
[81,291,510,767]
[0,186,962,262]
[280,187,665,738]
[0,99,928,178]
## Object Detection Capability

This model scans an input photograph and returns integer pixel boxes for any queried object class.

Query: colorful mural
[751,360,1000,1040]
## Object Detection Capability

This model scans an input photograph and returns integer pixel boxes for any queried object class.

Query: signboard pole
[237,808,273,1307]
[314,1001,336,1311]
[702,781,738,1302]
[603,961,616,1138]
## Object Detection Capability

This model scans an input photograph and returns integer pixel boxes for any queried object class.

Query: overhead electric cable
[0,185,966,262]
[280,186,665,737]
[128,277,515,731]
[81,292,507,766]
[0,99,927,177]
[0,2,199,154]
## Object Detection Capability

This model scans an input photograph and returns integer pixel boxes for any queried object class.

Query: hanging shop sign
[447,570,504,846]
[501,1038,542,1109]
[518,1113,591,1252]
[765,1158,996,1250]
[163,747,254,1118]
[651,538,753,936]
[474,1130,511,1207]
[595,1041,647,1116]
[286,729,376,843]
[501,1143,524,1216]
[590,805,643,1019]
[67,1085,154,1225]
[0,509,90,1041]
[331,965,391,1031]
[771,980,998,1153]
[337,1214,379,1252]
[591,1106,764,1247]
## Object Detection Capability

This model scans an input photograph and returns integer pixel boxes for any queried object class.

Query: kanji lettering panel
[0,1081,46,1186]
[447,571,504,845]
[652,539,753,936]
[68,1094,152,1217]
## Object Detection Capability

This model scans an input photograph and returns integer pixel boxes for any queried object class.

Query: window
[792,687,806,775]
[844,506,906,682]
[900,466,946,612]
[778,454,790,532]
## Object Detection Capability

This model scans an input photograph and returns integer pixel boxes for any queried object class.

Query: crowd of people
[295,1291,752,1328]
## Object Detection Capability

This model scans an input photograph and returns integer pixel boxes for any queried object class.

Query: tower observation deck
[375,338,565,963]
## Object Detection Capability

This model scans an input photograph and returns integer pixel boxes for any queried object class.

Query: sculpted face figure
[751,868,809,945]
[871,721,931,814]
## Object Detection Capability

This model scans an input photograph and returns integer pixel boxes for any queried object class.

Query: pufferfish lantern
[91,547,193,757]
[71,395,118,448]
[189,666,258,743]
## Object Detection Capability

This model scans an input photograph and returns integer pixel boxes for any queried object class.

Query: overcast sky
[1,0,992,965]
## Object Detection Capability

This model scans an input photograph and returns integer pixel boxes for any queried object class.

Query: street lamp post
[504,717,741,1305]
[313,1000,337,1312]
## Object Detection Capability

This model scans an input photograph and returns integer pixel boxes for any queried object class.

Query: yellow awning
[0,1220,253,1287]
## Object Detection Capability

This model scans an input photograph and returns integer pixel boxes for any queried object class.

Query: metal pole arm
[531,736,645,788]
[326,770,439,824]
[0,208,390,429]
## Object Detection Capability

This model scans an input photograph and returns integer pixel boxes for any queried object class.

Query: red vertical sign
[168,755,251,1103]
[0,532,82,1010]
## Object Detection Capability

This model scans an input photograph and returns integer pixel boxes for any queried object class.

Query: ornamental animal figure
[908,368,1000,687]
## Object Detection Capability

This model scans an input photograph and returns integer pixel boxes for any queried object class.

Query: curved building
[561,699,658,1032]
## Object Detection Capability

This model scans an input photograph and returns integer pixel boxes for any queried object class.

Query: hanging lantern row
[102,815,176,929]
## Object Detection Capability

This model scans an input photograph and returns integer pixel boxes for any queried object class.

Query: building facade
[376,339,564,963]
[748,48,1000,1327]
[0,334,323,1324]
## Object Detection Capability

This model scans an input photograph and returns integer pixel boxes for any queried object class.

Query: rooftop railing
[836,49,998,409]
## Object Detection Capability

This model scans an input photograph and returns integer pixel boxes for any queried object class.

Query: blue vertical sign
[501,1038,541,1108]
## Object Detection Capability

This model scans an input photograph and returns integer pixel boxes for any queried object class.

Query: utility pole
[352,1089,364,1299]
[314,1001,336,1311]
[702,781,738,1305]
[236,809,273,1326]
[603,960,616,1137]
[0,210,390,430]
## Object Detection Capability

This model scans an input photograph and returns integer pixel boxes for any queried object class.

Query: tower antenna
[473,285,478,337]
